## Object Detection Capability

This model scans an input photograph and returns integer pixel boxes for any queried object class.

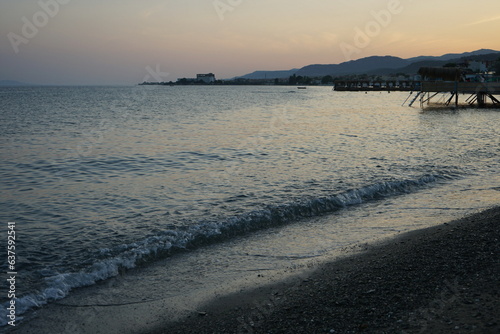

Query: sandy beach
[151,206,500,334]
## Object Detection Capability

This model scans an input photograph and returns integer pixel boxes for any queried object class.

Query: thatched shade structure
[418,67,461,81]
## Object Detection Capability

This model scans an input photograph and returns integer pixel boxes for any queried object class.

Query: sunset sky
[1,0,499,85]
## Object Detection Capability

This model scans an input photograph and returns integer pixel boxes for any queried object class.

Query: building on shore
[196,73,216,83]
[175,73,216,84]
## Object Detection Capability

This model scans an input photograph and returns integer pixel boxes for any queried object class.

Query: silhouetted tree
[321,75,334,84]
[493,57,500,75]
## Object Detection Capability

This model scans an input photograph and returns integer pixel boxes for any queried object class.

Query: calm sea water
[0,85,499,327]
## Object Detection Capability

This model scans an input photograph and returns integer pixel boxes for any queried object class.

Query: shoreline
[151,206,500,334]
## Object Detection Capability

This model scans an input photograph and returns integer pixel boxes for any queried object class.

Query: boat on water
[297,86,307,89]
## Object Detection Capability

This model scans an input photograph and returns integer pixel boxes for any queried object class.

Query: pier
[333,67,500,109]
[412,81,500,108]
[407,67,500,108]
[334,79,418,91]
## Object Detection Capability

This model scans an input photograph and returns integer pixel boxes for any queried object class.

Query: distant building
[176,78,197,84]
[468,61,488,73]
[196,73,216,83]
[175,73,216,85]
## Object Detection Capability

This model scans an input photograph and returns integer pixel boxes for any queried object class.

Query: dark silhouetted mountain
[234,69,299,80]
[233,49,500,79]
[369,51,500,76]
[367,60,449,76]
[296,56,409,77]
[407,49,500,63]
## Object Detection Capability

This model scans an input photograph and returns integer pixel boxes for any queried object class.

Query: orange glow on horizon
[1,0,499,84]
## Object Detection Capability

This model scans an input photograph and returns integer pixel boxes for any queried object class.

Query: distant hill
[406,48,500,63]
[233,49,500,79]
[296,56,409,77]
[369,51,500,76]
[0,80,36,86]
[233,69,299,80]
[367,60,448,76]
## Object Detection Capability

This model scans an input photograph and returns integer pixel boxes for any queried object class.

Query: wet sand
[151,206,500,334]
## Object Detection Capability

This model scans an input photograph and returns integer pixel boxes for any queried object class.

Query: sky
[1,0,500,85]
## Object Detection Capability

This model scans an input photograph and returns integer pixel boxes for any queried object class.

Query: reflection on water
[0,86,498,326]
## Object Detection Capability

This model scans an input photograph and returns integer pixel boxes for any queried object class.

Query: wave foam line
[0,173,448,327]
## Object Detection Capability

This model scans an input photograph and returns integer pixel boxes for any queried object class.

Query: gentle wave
[0,153,230,190]
[0,173,451,326]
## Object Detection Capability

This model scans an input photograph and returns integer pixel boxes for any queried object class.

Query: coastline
[151,206,500,334]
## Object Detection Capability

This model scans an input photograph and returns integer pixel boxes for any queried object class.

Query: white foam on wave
[0,173,450,327]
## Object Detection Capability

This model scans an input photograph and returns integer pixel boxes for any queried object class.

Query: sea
[0,85,499,330]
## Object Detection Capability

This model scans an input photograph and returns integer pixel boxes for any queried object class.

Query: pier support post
[477,92,486,107]
[488,94,500,104]
[454,80,458,107]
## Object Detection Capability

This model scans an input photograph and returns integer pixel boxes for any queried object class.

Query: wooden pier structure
[411,81,500,108]
[331,67,500,108]
[334,79,418,91]
[406,67,500,108]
